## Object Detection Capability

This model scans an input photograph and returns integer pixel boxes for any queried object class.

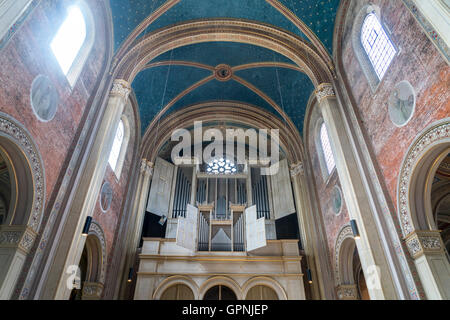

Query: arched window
[360,13,396,81]
[108,120,124,173]
[50,1,94,87]
[320,122,336,175]
[108,116,130,178]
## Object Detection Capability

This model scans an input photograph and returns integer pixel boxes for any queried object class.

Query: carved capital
[0,225,37,254]
[336,285,358,300]
[290,162,304,177]
[314,83,335,104]
[81,282,104,300]
[110,79,131,100]
[140,159,154,177]
[405,230,444,259]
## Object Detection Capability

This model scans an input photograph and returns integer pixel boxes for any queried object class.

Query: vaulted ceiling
[109,0,341,136]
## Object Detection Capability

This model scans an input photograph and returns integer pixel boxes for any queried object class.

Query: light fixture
[82,216,92,236]
[306,269,313,284]
[350,219,360,239]
[127,268,134,283]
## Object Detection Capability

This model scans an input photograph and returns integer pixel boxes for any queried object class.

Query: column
[405,230,450,299]
[119,159,153,299]
[290,162,334,300]
[315,83,397,300]
[42,79,131,299]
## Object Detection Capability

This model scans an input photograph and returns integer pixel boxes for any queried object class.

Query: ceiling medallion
[214,64,233,82]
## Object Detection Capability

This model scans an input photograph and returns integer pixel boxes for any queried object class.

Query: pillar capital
[290,162,304,177]
[140,159,154,176]
[0,225,37,254]
[81,282,104,300]
[336,284,358,300]
[314,83,336,104]
[405,230,444,259]
[110,79,131,100]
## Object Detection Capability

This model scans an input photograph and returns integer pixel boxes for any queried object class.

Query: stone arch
[241,276,287,300]
[397,120,450,236]
[199,276,242,300]
[334,224,355,286]
[86,220,107,284]
[0,112,45,232]
[153,275,199,300]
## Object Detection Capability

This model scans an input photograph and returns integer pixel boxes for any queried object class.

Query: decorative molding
[290,162,304,177]
[402,0,450,62]
[334,224,353,286]
[398,121,450,236]
[110,79,131,100]
[88,221,107,284]
[336,284,358,300]
[314,83,336,104]
[405,230,444,259]
[0,112,45,232]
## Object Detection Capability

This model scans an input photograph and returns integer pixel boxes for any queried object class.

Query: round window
[30,75,59,122]
[100,182,113,212]
[332,186,343,216]
[388,81,415,127]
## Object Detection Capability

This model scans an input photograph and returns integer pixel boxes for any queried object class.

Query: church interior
[0,0,448,300]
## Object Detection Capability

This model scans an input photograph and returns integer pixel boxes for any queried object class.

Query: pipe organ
[148,157,295,253]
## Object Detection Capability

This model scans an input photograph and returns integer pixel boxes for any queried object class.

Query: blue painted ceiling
[109,0,341,136]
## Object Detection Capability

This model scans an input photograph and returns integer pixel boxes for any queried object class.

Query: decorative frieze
[336,284,358,300]
[405,230,444,259]
[110,79,131,100]
[314,83,336,104]
[290,162,304,177]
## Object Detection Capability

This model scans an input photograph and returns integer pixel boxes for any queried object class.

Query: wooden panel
[176,204,198,252]
[270,159,296,220]
[147,157,175,216]
[245,205,266,252]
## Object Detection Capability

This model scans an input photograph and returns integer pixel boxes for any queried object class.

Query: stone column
[290,163,321,300]
[0,226,37,299]
[315,83,398,300]
[405,230,450,299]
[119,159,153,299]
[41,79,131,300]
[336,284,358,300]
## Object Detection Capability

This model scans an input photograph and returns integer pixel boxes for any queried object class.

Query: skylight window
[108,120,124,171]
[51,6,86,75]
[320,123,335,175]
[361,13,396,80]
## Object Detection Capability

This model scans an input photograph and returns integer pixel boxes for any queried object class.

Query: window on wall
[50,2,94,87]
[108,120,124,172]
[320,123,335,175]
[51,6,86,75]
[361,13,396,80]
